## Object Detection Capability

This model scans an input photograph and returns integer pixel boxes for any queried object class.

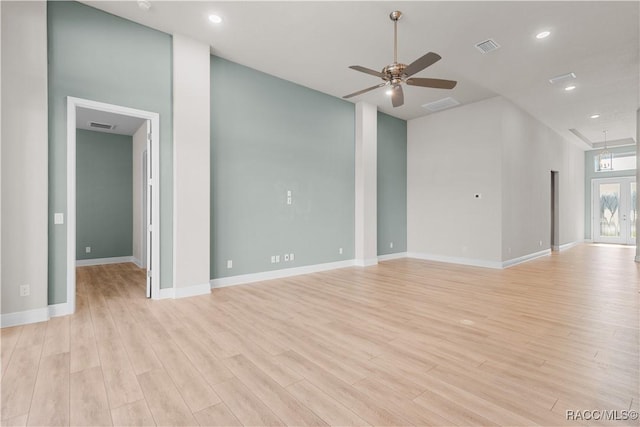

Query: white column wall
[172,34,211,295]
[354,102,378,266]
[0,1,49,323]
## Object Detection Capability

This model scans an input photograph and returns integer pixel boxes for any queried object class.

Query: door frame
[66,96,161,313]
[591,176,636,245]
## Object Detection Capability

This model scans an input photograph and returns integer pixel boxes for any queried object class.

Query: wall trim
[558,240,582,252]
[378,252,408,261]
[76,256,135,267]
[1,307,50,328]
[210,260,356,289]
[132,257,143,268]
[158,283,211,299]
[406,252,503,269]
[502,248,551,268]
[354,258,378,267]
[48,302,72,318]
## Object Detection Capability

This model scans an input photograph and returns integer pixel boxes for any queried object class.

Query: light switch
[54,213,64,224]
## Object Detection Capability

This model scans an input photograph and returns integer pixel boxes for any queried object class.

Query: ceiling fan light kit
[343,10,457,108]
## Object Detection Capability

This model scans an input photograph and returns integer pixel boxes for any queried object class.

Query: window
[594,152,636,172]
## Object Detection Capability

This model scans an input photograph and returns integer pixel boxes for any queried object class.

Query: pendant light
[597,130,613,171]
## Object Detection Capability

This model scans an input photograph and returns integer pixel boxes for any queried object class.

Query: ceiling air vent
[88,121,115,130]
[475,39,501,54]
[422,97,460,112]
[548,72,576,85]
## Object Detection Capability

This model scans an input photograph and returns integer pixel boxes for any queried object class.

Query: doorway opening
[550,171,560,251]
[66,97,160,313]
[591,176,636,245]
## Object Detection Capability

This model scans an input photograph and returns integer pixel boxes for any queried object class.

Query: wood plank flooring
[1,244,638,426]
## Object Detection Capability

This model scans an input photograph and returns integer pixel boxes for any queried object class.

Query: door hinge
[147,270,152,278]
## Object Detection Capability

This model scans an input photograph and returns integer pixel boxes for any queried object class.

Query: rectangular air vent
[422,97,460,112]
[548,72,576,84]
[88,121,115,130]
[475,39,501,54]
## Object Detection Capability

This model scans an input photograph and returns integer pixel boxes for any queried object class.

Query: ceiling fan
[343,10,457,108]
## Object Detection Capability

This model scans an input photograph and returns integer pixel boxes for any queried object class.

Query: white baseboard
[76,256,134,267]
[131,257,144,268]
[159,282,211,299]
[354,258,379,267]
[502,248,551,268]
[558,240,582,252]
[378,252,408,261]
[406,252,503,269]
[1,307,50,328]
[48,302,72,318]
[210,259,356,289]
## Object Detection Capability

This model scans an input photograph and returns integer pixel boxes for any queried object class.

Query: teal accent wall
[48,1,173,303]
[76,130,132,260]
[377,112,407,255]
[584,146,636,239]
[210,56,355,279]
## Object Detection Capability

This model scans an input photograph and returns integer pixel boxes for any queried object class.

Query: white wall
[407,96,584,267]
[354,102,378,266]
[132,122,146,267]
[501,98,584,259]
[407,97,503,264]
[172,34,211,293]
[1,1,49,323]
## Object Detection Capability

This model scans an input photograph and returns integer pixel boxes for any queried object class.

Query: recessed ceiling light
[590,114,600,119]
[536,31,551,39]
[208,14,222,24]
[564,85,576,91]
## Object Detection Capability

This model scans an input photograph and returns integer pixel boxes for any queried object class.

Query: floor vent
[422,97,461,112]
[475,38,501,54]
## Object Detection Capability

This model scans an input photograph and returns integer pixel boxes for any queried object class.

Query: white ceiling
[81,1,639,149]
[76,107,146,136]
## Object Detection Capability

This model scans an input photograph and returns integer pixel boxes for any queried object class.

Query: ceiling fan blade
[349,65,385,78]
[391,85,404,107]
[406,77,457,90]
[403,52,442,77]
[343,82,386,99]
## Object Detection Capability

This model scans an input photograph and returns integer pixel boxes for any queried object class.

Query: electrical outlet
[20,284,30,297]
[390,242,394,249]
[286,190,292,205]
[227,260,233,269]
[539,240,543,246]
[85,246,91,253]
[290,253,295,261]
[284,254,290,262]
[54,213,64,224]
[339,247,343,255]
[271,255,276,263]
[275,255,280,263]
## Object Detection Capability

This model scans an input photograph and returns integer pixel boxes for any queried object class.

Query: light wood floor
[1,244,638,426]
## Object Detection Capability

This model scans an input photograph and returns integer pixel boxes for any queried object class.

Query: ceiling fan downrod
[390,10,402,64]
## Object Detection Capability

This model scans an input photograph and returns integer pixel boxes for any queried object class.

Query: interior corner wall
[132,123,146,265]
[1,0,49,317]
[210,56,355,279]
[583,145,636,239]
[377,112,407,255]
[47,0,173,302]
[76,130,133,261]
[500,98,584,260]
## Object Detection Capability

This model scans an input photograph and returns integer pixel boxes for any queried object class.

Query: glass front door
[593,177,637,244]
